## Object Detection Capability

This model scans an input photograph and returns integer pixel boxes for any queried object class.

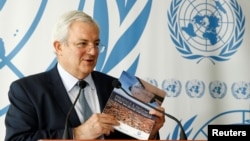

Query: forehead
[68,21,99,41]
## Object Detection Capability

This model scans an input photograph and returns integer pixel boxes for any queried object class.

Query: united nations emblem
[162,79,182,97]
[209,80,227,99]
[168,0,245,64]
[232,81,250,99]
[186,79,205,98]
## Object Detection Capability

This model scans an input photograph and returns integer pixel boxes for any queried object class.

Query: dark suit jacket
[5,65,136,141]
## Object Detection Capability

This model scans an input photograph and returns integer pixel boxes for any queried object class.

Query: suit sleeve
[5,81,65,141]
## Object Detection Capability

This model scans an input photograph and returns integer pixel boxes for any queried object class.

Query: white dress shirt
[57,64,101,123]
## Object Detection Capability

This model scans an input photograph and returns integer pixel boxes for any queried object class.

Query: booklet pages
[103,71,166,140]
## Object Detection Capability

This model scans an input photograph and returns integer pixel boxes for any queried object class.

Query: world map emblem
[209,80,227,99]
[231,81,250,99]
[168,0,245,64]
[185,79,205,98]
[162,79,182,97]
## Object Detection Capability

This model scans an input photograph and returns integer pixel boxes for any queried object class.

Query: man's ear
[53,41,63,55]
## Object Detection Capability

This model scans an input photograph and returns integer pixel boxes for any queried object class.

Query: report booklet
[103,71,166,140]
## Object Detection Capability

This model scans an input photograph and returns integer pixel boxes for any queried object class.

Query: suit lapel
[48,65,81,126]
[91,71,113,112]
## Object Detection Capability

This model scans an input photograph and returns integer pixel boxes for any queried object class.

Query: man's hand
[148,107,165,139]
[73,113,120,139]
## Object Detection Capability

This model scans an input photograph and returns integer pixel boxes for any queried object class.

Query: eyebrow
[77,39,101,42]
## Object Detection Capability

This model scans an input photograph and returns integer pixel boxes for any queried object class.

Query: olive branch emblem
[168,0,245,64]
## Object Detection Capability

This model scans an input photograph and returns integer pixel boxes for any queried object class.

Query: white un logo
[168,0,245,64]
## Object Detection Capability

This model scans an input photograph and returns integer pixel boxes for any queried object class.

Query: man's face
[56,21,100,79]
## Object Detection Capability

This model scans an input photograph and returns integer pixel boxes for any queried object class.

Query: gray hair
[51,10,99,43]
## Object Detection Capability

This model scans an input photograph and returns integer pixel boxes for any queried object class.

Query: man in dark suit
[5,10,165,140]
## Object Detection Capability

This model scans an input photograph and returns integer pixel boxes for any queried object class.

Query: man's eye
[77,42,87,47]
[95,42,100,46]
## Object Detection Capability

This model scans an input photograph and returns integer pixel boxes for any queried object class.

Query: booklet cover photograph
[103,71,166,140]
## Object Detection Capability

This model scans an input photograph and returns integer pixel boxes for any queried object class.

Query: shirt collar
[57,64,95,92]
[57,64,78,92]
